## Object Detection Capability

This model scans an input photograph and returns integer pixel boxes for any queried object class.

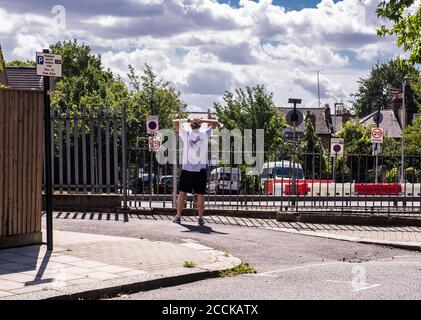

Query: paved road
[47,214,421,300]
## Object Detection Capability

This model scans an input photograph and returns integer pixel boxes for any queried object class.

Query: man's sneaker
[198,217,205,226]
[173,216,181,224]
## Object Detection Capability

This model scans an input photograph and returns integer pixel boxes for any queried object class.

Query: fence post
[122,105,128,211]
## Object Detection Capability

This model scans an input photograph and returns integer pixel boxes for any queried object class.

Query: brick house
[0,45,43,90]
[275,104,353,149]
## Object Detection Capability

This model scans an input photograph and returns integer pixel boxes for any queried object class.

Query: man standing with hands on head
[173,117,220,226]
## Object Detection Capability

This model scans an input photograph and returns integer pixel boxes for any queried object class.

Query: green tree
[126,63,187,147]
[50,39,128,112]
[352,59,419,117]
[214,85,287,155]
[299,116,326,179]
[300,116,324,154]
[377,0,421,66]
[404,115,421,155]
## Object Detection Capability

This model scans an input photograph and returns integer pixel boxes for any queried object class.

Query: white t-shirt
[179,123,212,172]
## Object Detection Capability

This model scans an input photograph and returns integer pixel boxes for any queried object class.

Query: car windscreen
[274,167,304,179]
[219,173,231,181]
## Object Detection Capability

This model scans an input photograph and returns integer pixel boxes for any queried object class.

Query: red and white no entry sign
[371,127,384,144]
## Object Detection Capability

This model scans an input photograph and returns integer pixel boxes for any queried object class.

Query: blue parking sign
[37,55,44,65]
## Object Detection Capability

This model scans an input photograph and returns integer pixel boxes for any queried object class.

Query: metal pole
[172,137,178,208]
[333,103,337,183]
[43,49,53,251]
[122,106,128,210]
[292,102,297,201]
[375,144,379,184]
[317,71,321,108]
[400,80,406,183]
[375,112,380,184]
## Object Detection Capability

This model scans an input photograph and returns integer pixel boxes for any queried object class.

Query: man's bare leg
[196,194,205,225]
[196,194,205,217]
[176,191,187,219]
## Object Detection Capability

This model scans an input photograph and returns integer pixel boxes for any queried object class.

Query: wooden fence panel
[0,89,43,248]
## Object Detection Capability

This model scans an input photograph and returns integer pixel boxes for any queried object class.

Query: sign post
[146,115,159,197]
[287,99,303,200]
[330,138,344,182]
[37,50,62,251]
[146,115,159,135]
[371,127,383,184]
[148,135,161,151]
[371,127,384,144]
[330,138,344,157]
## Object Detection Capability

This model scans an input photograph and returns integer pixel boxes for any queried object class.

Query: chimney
[324,104,333,133]
[305,110,316,127]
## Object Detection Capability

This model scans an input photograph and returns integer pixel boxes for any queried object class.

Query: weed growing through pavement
[219,263,256,277]
[183,261,197,268]
[349,259,363,263]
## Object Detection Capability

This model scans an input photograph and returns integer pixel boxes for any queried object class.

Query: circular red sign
[371,128,383,139]
[148,121,158,130]
[333,144,342,153]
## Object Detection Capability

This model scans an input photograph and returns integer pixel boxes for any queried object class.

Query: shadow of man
[179,223,229,235]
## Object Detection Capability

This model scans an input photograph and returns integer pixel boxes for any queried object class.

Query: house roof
[359,109,402,139]
[5,66,43,90]
[276,107,332,135]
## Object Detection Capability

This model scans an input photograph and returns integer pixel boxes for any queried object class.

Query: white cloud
[12,33,49,60]
[0,0,403,111]
[261,43,349,67]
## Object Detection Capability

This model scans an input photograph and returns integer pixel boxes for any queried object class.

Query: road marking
[326,280,380,292]
[255,262,342,276]
[378,255,421,262]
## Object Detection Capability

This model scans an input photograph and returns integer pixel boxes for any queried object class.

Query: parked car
[158,175,179,194]
[129,174,158,194]
[208,167,242,194]
[260,161,305,195]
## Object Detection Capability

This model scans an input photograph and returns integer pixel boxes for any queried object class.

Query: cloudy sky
[0,0,412,112]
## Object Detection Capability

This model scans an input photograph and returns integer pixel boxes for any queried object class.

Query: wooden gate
[0,89,43,248]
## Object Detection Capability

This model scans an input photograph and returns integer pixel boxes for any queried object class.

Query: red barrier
[354,183,402,195]
[285,183,310,195]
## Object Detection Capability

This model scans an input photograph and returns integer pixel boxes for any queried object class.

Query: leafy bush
[405,167,419,183]
[386,167,399,183]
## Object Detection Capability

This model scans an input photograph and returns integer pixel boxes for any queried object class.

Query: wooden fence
[0,89,43,248]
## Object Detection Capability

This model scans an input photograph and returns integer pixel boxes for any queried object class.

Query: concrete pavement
[0,230,240,300]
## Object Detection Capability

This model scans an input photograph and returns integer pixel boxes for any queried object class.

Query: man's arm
[201,119,220,129]
[173,119,188,133]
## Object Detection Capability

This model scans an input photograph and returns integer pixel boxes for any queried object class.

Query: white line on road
[253,262,343,277]
[326,280,380,292]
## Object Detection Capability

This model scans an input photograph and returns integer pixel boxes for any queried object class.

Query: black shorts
[179,169,207,194]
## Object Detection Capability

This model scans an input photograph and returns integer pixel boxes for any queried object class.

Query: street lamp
[400,77,414,183]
